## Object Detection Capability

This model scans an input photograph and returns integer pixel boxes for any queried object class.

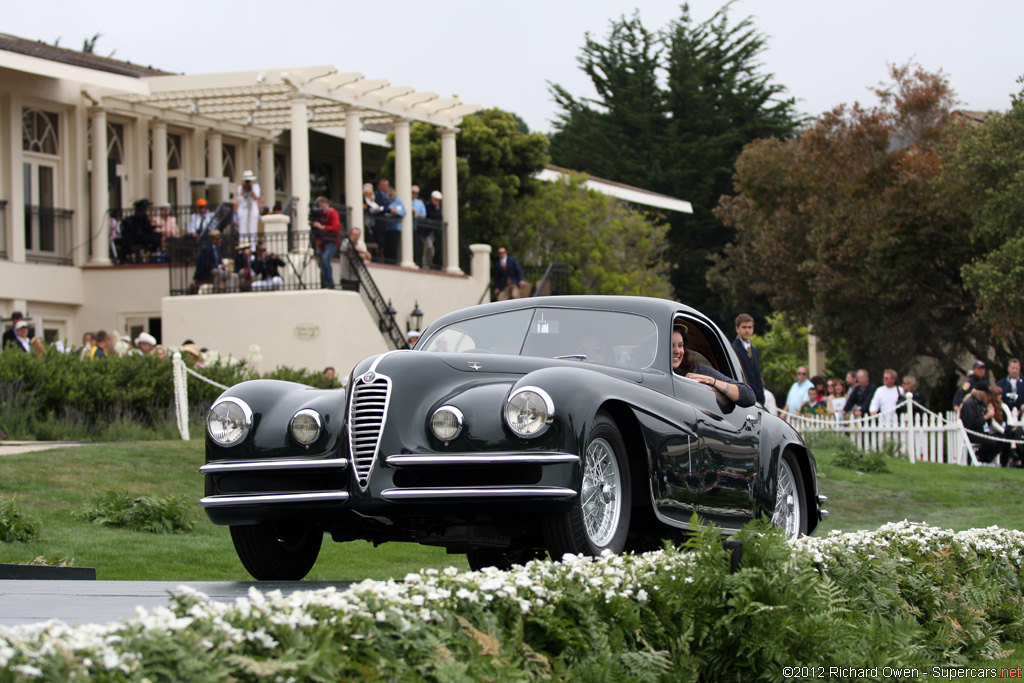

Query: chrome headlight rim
[290,408,323,445]
[207,397,253,447]
[504,386,555,438]
[430,405,465,442]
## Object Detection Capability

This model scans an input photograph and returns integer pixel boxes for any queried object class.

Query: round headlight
[504,387,554,437]
[290,409,322,445]
[431,406,464,441]
[207,398,252,446]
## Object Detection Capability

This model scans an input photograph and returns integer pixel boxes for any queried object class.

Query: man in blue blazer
[731,313,766,405]
[492,246,526,299]
[997,358,1024,414]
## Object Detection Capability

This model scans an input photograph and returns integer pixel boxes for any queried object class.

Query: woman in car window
[672,322,755,407]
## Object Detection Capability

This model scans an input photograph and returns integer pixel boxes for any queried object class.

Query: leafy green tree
[506,173,673,297]
[941,85,1024,349]
[548,3,799,322]
[751,312,808,400]
[385,108,549,248]
[710,63,991,380]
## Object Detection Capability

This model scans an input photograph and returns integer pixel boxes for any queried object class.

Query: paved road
[0,580,354,630]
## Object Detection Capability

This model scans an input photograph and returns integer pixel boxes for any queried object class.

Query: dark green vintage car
[201,296,826,580]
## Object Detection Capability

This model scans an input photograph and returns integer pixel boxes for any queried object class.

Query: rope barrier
[171,353,231,441]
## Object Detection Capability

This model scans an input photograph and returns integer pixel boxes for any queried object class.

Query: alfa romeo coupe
[201,296,826,580]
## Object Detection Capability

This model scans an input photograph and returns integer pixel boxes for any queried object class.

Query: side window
[674,315,738,380]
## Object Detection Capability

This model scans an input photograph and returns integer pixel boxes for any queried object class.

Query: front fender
[205,379,348,461]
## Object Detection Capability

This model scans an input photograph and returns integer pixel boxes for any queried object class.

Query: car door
[670,315,761,531]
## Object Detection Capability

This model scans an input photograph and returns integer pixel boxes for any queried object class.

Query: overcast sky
[8,0,1023,133]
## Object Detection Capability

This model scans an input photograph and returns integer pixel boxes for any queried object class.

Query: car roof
[425,295,714,334]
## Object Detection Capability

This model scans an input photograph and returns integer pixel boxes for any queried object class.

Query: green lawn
[813,445,1024,533]
[0,440,468,580]
[1,439,1022,581]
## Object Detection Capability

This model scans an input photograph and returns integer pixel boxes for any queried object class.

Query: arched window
[22,108,59,155]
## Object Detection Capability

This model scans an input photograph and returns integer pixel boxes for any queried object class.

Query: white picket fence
[787,395,983,466]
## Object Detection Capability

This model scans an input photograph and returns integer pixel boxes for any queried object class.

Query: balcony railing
[363,212,446,269]
[0,200,7,259]
[25,205,74,266]
[168,229,369,296]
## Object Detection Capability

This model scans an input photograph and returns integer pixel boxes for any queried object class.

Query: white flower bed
[1,521,1022,679]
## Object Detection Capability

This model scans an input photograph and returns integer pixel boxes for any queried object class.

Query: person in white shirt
[187,198,216,236]
[869,368,905,426]
[784,366,812,417]
[237,170,262,243]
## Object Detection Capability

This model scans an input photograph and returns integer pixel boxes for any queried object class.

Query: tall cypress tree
[549,2,799,324]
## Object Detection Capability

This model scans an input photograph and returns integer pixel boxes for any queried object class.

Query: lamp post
[408,301,424,333]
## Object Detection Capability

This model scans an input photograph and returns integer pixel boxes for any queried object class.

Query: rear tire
[230,522,323,580]
[543,412,631,559]
[771,451,808,540]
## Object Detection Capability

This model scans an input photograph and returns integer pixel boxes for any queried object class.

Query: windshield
[422,307,658,369]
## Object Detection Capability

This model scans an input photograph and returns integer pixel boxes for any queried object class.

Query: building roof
[537,165,693,214]
[0,33,171,78]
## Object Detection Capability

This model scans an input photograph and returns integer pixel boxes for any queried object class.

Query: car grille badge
[362,371,376,383]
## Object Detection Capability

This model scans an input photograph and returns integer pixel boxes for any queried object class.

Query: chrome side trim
[200,458,348,474]
[199,491,349,507]
[386,453,579,466]
[380,486,577,501]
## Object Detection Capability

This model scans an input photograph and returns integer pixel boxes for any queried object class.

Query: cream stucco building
[0,33,490,375]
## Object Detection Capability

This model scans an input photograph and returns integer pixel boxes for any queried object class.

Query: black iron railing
[362,212,445,268]
[341,248,407,350]
[25,205,74,266]
[0,200,7,259]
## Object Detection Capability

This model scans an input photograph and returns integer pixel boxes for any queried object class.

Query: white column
[344,110,363,232]
[8,93,26,262]
[151,120,168,206]
[441,127,461,274]
[207,132,223,179]
[259,139,275,211]
[394,118,414,268]
[289,97,310,234]
[89,107,111,265]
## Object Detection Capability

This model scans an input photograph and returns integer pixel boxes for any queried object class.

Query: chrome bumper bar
[199,491,349,508]
[380,486,577,501]
[200,458,348,474]
[385,453,579,466]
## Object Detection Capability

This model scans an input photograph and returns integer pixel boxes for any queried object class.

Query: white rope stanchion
[171,352,190,441]
[171,354,232,441]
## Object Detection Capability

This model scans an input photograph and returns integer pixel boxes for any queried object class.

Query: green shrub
[76,491,196,534]
[0,496,41,543]
[832,440,891,473]
[0,350,342,441]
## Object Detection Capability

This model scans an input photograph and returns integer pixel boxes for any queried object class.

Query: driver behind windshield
[575,329,613,365]
[672,322,755,407]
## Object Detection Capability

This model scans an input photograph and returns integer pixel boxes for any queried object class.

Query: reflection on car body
[201,296,826,580]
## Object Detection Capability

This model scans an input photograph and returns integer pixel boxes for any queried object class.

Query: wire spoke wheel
[771,452,807,540]
[543,411,631,557]
[581,437,622,547]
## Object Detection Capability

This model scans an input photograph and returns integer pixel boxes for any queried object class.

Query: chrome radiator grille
[348,374,391,489]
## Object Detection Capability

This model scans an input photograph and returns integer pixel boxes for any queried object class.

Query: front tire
[771,451,808,540]
[543,412,631,559]
[230,522,323,580]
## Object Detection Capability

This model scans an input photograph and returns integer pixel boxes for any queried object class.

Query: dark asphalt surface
[0,580,355,630]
